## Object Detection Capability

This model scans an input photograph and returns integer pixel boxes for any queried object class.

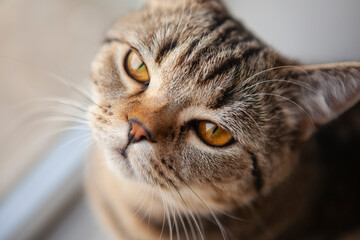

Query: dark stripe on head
[249,152,263,191]
[176,16,234,66]
[204,57,242,82]
[210,82,238,109]
[213,20,248,45]
[241,47,263,62]
[155,38,178,64]
[176,38,201,66]
[188,18,236,63]
[238,34,256,43]
[213,26,239,45]
[208,16,231,32]
[199,46,263,84]
[222,35,256,50]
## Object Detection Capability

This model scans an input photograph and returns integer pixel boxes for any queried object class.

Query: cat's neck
[87,146,320,240]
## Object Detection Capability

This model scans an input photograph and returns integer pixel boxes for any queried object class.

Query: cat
[85,0,360,239]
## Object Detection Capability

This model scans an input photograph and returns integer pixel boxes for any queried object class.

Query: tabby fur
[86,0,360,239]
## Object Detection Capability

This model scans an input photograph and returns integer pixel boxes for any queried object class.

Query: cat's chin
[104,142,156,184]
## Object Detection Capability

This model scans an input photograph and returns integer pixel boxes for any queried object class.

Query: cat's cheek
[88,113,129,149]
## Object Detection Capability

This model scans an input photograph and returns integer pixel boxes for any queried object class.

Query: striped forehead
[105,2,270,106]
[106,1,260,57]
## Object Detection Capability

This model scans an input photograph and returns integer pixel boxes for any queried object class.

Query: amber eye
[197,121,233,147]
[125,50,149,83]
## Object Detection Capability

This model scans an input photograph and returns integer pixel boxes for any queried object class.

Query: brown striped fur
[86,0,360,239]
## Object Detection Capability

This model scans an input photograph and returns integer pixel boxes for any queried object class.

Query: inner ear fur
[280,62,360,140]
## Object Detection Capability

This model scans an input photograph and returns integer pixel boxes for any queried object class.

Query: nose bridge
[127,99,172,138]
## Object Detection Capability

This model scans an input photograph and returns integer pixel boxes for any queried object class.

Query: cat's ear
[280,63,360,140]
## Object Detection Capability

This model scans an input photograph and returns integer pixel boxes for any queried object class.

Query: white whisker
[132,187,150,218]
[169,198,180,240]
[186,197,205,240]
[239,79,317,95]
[248,92,315,130]
[159,187,167,240]
[178,0,194,41]
[238,108,266,147]
[147,190,155,229]
[180,178,228,240]
[45,72,99,106]
[170,0,186,49]
[31,116,88,125]
[169,180,204,240]
[173,200,190,240]
[242,65,310,85]
[47,132,93,156]
[161,189,173,240]
[218,210,246,222]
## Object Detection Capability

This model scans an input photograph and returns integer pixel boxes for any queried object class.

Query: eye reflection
[125,50,149,83]
[197,121,233,147]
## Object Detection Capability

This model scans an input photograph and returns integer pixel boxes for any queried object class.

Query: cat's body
[86,104,360,240]
[86,0,360,239]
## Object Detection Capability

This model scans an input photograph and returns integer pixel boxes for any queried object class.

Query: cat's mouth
[117,147,128,158]
[115,138,141,160]
[117,138,131,159]
[115,117,157,160]
[110,140,156,183]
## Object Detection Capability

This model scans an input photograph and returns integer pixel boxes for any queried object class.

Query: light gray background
[228,0,360,63]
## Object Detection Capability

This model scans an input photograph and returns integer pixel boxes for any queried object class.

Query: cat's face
[89,0,360,211]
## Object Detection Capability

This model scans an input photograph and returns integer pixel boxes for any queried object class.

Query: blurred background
[0,0,359,239]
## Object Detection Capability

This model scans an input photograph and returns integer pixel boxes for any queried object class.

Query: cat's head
[89,0,360,211]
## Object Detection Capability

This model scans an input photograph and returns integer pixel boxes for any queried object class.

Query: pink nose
[129,119,151,143]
